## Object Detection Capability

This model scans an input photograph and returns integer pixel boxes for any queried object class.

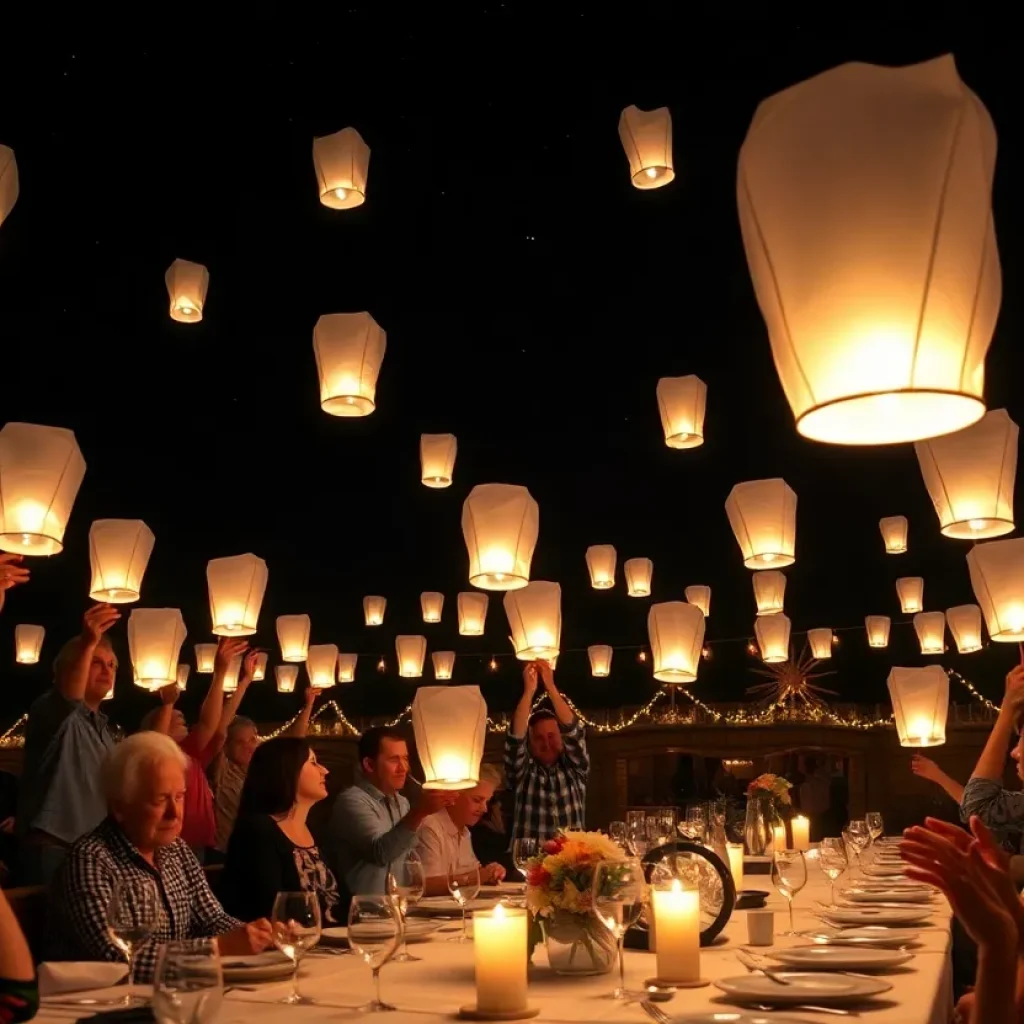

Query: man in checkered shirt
[504,660,589,841]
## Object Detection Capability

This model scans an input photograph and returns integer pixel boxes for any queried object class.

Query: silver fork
[639,1001,671,1024]
[736,948,791,985]
[748,1003,855,1016]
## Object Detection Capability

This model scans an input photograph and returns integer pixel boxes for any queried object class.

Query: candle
[473,903,529,1014]
[651,880,700,983]
[791,815,810,851]
[772,822,787,850]
[726,842,744,893]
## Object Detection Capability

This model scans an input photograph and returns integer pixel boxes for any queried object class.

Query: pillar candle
[473,904,529,1014]
[726,841,744,892]
[791,815,810,851]
[651,881,700,983]
[772,822,787,849]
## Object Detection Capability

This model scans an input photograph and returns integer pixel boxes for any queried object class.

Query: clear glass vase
[744,796,775,856]
[543,912,616,976]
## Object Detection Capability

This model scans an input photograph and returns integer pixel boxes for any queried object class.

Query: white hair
[102,731,187,805]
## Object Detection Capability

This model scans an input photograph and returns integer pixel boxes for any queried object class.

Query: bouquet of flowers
[746,772,793,812]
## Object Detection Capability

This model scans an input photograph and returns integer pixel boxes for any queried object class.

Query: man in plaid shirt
[504,661,589,841]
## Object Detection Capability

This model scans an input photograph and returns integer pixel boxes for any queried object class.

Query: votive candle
[772,822,787,850]
[791,815,810,851]
[473,904,529,1014]
[651,880,700,983]
[726,841,744,893]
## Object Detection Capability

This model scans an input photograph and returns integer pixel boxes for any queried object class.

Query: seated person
[416,766,507,895]
[221,736,343,924]
[470,783,515,877]
[47,732,272,982]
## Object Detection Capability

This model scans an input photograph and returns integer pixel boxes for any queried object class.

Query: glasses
[152,939,222,1024]
[107,878,161,1006]
[387,852,425,963]
[771,849,807,935]
[607,822,627,849]
[271,891,322,1005]
[348,894,403,1013]
[446,860,480,943]
[591,857,648,1001]
[865,811,884,842]
[512,838,538,879]
[818,837,848,905]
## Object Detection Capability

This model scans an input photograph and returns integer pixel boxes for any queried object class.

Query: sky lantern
[807,628,833,659]
[420,592,444,623]
[313,312,386,417]
[725,478,797,569]
[306,644,338,689]
[504,581,561,661]
[194,643,216,673]
[915,409,1018,539]
[0,422,86,557]
[967,537,1024,641]
[737,56,1000,446]
[865,615,891,648]
[222,655,242,693]
[420,434,457,488]
[888,666,948,747]
[337,653,358,683]
[462,484,539,591]
[914,611,946,655]
[585,545,616,589]
[457,592,489,635]
[0,145,18,227]
[276,664,298,693]
[14,624,43,664]
[656,376,706,449]
[396,635,428,678]
[251,653,268,681]
[755,613,791,664]
[411,685,486,790]
[164,258,209,323]
[947,604,983,654]
[752,570,786,616]
[206,553,267,636]
[176,664,190,689]
[618,105,675,189]
[128,608,187,691]
[88,519,155,603]
[432,650,455,680]
[624,558,653,597]
[896,577,924,614]
[647,601,705,684]
[313,127,370,210]
[363,595,386,626]
[588,644,613,677]
[879,516,909,555]
[684,586,711,617]
[276,614,311,662]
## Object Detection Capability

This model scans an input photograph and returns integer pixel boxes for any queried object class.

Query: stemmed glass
[607,821,627,850]
[818,837,848,905]
[512,838,538,879]
[348,895,402,1013]
[152,939,222,1024]
[591,857,648,1001]
[107,878,161,1005]
[771,849,807,935]
[847,820,872,874]
[447,860,480,942]
[271,891,322,1004]
[865,811,884,843]
[387,852,425,963]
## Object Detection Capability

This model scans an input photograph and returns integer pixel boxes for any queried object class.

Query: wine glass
[608,821,627,850]
[152,939,222,1024]
[847,819,872,873]
[818,837,848,905]
[107,878,161,1005]
[865,811,884,843]
[591,857,648,1001]
[447,860,480,942]
[348,894,402,1013]
[512,837,538,879]
[387,852,425,963]
[771,849,807,935]
[270,891,322,1004]
[686,806,707,845]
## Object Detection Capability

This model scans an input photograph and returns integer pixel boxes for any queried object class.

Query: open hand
[536,659,555,688]
[83,603,121,645]
[214,637,249,674]
[241,649,261,682]
[910,754,941,783]
[1003,665,1024,715]
[157,683,181,706]
[522,662,538,697]
[0,554,30,613]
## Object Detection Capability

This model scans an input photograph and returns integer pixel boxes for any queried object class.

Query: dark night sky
[0,15,1020,729]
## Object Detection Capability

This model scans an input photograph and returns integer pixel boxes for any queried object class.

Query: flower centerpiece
[524,830,623,976]
[744,772,793,856]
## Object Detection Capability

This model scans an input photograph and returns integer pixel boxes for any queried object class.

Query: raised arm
[970,666,1024,783]
[510,664,538,740]
[191,638,249,751]
[287,686,317,738]
[536,660,573,727]
[56,604,121,702]
[148,684,181,735]
[0,554,30,616]
[911,754,965,803]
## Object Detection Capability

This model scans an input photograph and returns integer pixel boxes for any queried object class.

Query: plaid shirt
[47,817,241,982]
[504,717,589,841]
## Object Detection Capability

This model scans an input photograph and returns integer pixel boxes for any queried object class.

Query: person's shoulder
[232,812,279,839]
[417,810,446,836]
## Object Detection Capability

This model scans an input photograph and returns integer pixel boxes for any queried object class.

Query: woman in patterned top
[221,737,342,924]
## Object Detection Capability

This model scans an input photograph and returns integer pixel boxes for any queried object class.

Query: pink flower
[543,837,565,855]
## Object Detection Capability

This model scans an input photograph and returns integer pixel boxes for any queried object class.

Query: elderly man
[504,661,589,841]
[416,765,507,894]
[47,732,272,981]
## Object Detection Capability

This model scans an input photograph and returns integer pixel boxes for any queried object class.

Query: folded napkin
[38,962,129,997]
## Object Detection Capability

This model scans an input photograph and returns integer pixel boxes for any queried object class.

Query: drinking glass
[152,939,222,1024]
[847,819,872,873]
[447,860,480,942]
[591,857,647,1001]
[348,894,402,1013]
[387,852,425,963]
[271,891,322,1004]
[771,849,807,935]
[865,811,884,842]
[686,805,707,844]
[608,821,627,850]
[107,878,161,1005]
[512,837,538,878]
[818,837,848,905]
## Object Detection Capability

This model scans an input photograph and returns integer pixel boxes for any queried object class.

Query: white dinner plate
[322,920,441,945]
[841,887,935,903]
[798,926,921,948]
[821,906,932,925]
[221,952,294,983]
[715,971,892,1006]
[412,896,499,915]
[669,1015,815,1024]
[769,945,913,971]
[862,863,906,876]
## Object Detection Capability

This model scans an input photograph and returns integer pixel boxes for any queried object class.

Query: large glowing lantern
[865,615,891,648]
[0,145,18,226]
[807,628,833,659]
[504,581,561,661]
[879,516,909,555]
[618,105,675,189]
[194,644,216,673]
[585,545,617,589]
[755,614,791,664]
[624,558,653,597]
[276,614,311,662]
[337,653,358,683]
[165,259,209,323]
[396,635,428,678]
[967,537,1024,641]
[14,624,44,664]
[725,479,797,569]
[420,434,457,488]
[432,650,455,680]
[87,520,155,603]
[0,422,87,556]
[588,644,613,677]
[276,664,298,693]
[363,596,386,626]
[656,376,706,449]
[462,484,539,591]
[947,605,983,653]
[421,592,444,623]
[251,653,267,681]
[412,685,487,791]
[914,611,946,655]
[684,585,711,617]
[313,313,386,417]
[176,664,189,689]
[206,553,267,636]
[306,644,338,689]
[737,56,1000,445]
[647,601,705,684]
[915,409,1018,539]
[457,592,489,635]
[128,608,187,691]
[752,570,786,616]
[888,666,948,747]
[313,127,370,210]
[222,656,242,693]
[896,577,924,614]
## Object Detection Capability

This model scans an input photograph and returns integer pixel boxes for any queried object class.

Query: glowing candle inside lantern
[473,904,528,1014]
[651,880,700,983]
[726,842,744,893]
[791,816,810,851]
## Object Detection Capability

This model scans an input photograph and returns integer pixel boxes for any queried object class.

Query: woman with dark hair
[219,737,342,924]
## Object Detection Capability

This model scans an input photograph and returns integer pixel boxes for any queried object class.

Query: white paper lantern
[222,655,242,693]
[618,105,675,189]
[251,652,268,681]
[865,615,891,648]
[914,611,946,655]
[462,484,539,591]
[624,558,653,597]
[313,127,370,210]
[755,614,791,664]
[896,577,925,614]
[879,516,909,555]
[164,258,209,323]
[753,570,786,616]
[207,553,267,636]
[588,644,613,678]
[306,644,339,689]
[0,145,18,227]
[363,595,386,626]
[276,664,299,693]
[725,479,797,569]
[947,604,983,654]
[647,601,705,684]
[737,56,999,445]
[585,545,617,589]
[421,592,444,624]
[176,664,190,689]
[396,635,428,678]
[967,537,1024,641]
[807,628,833,659]
[915,409,1018,539]
[336,653,358,683]
[195,643,216,673]
[128,608,187,691]
[684,585,711,618]
[888,666,949,747]
[432,650,455,680]
[0,422,87,556]
[412,685,487,791]
[87,519,155,603]
[656,376,706,449]
[420,434,457,488]
[313,312,387,417]
[504,581,561,661]
[276,614,311,662]
[457,592,489,635]
[14,624,44,664]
